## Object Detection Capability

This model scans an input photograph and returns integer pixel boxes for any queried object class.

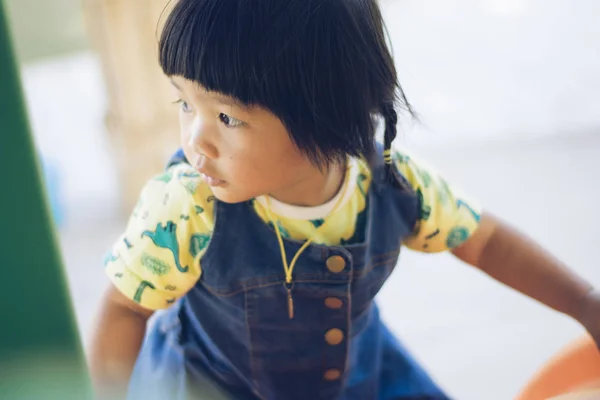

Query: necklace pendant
[286,286,294,319]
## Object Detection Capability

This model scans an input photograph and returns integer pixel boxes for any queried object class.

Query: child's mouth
[194,156,226,187]
[201,173,226,187]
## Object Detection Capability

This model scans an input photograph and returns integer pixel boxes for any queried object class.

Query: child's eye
[174,99,193,114]
[219,113,244,128]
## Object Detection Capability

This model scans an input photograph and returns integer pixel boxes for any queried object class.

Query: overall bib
[128,148,450,400]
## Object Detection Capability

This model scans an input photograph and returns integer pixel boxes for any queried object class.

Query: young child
[90,0,600,399]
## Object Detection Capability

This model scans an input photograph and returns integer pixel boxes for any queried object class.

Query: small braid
[382,103,398,182]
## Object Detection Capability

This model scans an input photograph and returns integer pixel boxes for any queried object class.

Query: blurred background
[5,0,599,398]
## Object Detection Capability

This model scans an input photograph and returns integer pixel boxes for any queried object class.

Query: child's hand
[580,289,600,350]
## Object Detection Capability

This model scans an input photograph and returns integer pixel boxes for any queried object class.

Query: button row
[324,255,346,381]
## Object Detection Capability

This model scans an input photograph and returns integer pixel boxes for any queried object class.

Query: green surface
[0,2,92,398]
[4,0,88,63]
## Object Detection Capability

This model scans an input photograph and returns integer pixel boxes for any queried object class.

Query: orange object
[516,334,600,400]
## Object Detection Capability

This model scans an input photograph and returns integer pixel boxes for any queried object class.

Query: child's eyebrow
[169,79,251,112]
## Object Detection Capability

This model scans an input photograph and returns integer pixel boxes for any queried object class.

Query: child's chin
[209,186,253,204]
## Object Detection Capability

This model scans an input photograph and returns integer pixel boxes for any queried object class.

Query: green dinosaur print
[207,195,216,203]
[401,159,430,189]
[457,199,481,222]
[416,188,431,221]
[123,238,133,249]
[394,151,431,189]
[437,179,451,206]
[114,273,123,279]
[103,251,119,266]
[190,233,211,258]
[153,173,172,183]
[357,173,368,196]
[166,298,176,305]
[180,214,190,221]
[134,280,156,304]
[268,221,290,238]
[178,171,201,179]
[446,226,470,248]
[164,285,177,291]
[394,151,410,164]
[277,221,290,238]
[182,180,199,195]
[195,205,204,214]
[419,169,432,188]
[142,221,189,273]
[141,253,170,276]
[310,219,325,228]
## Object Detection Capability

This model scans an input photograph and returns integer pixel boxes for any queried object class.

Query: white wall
[384,0,600,146]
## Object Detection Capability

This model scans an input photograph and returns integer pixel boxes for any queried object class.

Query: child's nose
[189,118,218,159]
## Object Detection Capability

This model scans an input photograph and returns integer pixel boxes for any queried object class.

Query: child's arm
[393,148,599,345]
[89,285,154,398]
[88,165,209,398]
[452,212,600,346]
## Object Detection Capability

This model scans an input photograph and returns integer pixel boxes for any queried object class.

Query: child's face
[171,76,326,205]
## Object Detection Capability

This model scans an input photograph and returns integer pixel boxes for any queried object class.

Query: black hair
[159,0,412,178]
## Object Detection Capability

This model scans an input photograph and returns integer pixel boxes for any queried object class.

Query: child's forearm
[454,214,594,322]
[89,286,154,399]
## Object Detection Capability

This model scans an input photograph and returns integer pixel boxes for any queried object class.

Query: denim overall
[127,147,450,400]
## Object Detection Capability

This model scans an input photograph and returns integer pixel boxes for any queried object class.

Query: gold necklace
[264,165,350,319]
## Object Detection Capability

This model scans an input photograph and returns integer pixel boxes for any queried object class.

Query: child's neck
[267,160,347,208]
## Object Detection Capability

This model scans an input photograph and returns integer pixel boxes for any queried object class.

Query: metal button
[325,328,344,345]
[326,255,345,273]
[324,369,341,381]
[325,297,343,309]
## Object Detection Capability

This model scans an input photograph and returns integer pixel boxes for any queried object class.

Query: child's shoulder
[146,163,213,200]
[389,147,482,253]
[391,147,433,188]
[133,163,216,227]
[104,163,215,310]
[354,147,432,195]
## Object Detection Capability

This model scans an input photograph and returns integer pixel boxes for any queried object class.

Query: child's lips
[194,157,226,186]
[200,172,226,187]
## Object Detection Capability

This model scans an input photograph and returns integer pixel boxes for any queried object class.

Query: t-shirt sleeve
[103,164,214,310]
[395,149,482,253]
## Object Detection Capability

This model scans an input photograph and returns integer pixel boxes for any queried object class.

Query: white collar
[255,158,359,220]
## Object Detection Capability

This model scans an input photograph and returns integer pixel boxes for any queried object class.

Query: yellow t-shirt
[104,149,481,310]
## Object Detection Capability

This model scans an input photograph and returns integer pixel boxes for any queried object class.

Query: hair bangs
[160,1,250,102]
[159,0,406,166]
